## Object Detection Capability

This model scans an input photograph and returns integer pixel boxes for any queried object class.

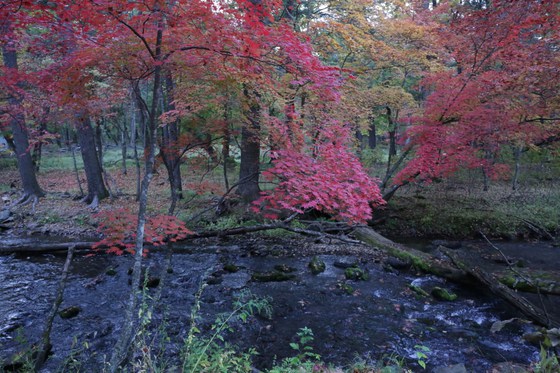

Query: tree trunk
[34,246,75,371]
[237,84,261,203]
[109,23,164,371]
[131,86,145,201]
[368,114,377,149]
[2,31,44,201]
[160,73,183,214]
[222,97,231,191]
[512,145,522,191]
[95,119,104,166]
[121,118,128,175]
[387,106,397,157]
[76,113,109,206]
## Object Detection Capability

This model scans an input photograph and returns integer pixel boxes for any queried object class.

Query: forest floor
[1,157,560,242]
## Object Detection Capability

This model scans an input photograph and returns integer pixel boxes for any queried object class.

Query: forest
[1,0,560,372]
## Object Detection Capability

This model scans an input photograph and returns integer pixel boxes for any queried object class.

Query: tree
[393,0,560,190]
[1,17,44,204]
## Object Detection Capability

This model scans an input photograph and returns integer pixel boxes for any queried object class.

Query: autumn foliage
[92,209,193,255]
[256,127,385,224]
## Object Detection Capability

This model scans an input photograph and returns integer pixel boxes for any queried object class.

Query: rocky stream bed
[1,234,556,372]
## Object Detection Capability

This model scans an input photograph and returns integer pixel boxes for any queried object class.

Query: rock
[0,209,11,223]
[491,362,529,373]
[251,271,296,282]
[344,266,369,281]
[223,263,239,273]
[206,276,223,285]
[522,331,545,346]
[433,363,467,373]
[431,286,458,301]
[145,277,160,288]
[105,267,117,276]
[308,256,326,275]
[333,259,358,269]
[385,257,411,269]
[274,264,296,273]
[59,306,81,319]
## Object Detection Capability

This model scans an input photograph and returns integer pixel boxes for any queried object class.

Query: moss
[344,267,369,281]
[499,271,560,294]
[431,287,457,301]
[408,284,429,297]
[338,282,355,295]
[308,256,326,275]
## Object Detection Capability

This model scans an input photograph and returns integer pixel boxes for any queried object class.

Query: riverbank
[374,182,560,241]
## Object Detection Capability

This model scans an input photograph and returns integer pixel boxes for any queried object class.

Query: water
[0,238,543,372]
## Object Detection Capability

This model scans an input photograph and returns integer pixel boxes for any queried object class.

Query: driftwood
[353,226,559,329]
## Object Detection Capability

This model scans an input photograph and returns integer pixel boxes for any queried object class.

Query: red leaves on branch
[255,126,385,224]
[92,209,193,255]
[394,0,560,185]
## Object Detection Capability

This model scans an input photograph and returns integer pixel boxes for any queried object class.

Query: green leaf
[289,343,299,351]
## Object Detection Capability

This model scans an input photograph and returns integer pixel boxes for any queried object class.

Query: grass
[377,178,560,239]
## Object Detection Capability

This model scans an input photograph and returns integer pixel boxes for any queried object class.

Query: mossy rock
[337,282,354,295]
[308,256,326,275]
[409,284,429,297]
[274,264,296,273]
[105,267,117,276]
[431,287,458,301]
[251,271,296,282]
[223,263,239,273]
[344,266,369,281]
[59,306,81,319]
[206,276,223,285]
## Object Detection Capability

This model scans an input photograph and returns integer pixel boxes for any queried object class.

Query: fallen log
[0,241,94,254]
[353,226,560,329]
[444,249,559,329]
[352,227,470,283]
[498,270,560,296]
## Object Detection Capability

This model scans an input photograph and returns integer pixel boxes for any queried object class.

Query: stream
[0,236,551,372]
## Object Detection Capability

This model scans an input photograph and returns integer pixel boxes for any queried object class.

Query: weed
[413,344,430,370]
[181,288,271,373]
[268,327,323,373]
[533,346,560,373]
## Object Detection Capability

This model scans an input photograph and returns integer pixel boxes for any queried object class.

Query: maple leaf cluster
[92,209,193,256]
[256,126,385,224]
